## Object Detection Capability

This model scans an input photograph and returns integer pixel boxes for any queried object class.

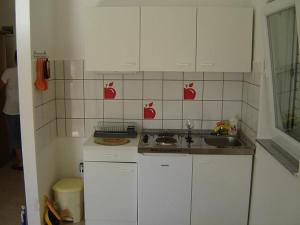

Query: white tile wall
[51,60,247,137]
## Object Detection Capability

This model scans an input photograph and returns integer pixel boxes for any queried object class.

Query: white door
[84,162,137,225]
[84,7,140,71]
[191,155,252,225]
[138,154,192,225]
[140,7,196,71]
[197,7,253,72]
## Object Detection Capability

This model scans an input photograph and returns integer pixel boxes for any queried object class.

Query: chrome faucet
[185,120,194,143]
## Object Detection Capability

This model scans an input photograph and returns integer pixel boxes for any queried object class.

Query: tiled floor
[0,162,26,225]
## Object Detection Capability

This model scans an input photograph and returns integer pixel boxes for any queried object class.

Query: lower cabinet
[138,154,193,225]
[84,162,137,225]
[191,155,253,225]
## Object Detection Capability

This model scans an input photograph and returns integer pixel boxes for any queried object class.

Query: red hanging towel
[35,58,48,91]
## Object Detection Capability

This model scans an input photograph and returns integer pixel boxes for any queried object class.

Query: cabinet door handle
[199,62,214,66]
[176,63,191,66]
[103,153,116,157]
[121,62,136,66]
[160,164,170,167]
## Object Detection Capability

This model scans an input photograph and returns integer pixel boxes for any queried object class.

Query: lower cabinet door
[84,162,137,225]
[138,154,192,225]
[191,155,252,225]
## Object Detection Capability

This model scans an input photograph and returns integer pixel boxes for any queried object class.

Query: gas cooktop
[138,129,203,153]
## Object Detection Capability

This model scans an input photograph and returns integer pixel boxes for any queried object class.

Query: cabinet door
[84,162,137,225]
[140,7,196,71]
[138,154,192,225]
[84,7,139,71]
[191,155,252,225]
[197,7,253,72]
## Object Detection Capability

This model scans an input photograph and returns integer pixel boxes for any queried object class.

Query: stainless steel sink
[204,136,242,147]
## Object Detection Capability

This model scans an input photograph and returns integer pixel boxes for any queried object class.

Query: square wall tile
[84,71,103,80]
[54,60,64,79]
[202,101,222,120]
[85,100,103,118]
[184,72,203,80]
[143,100,162,120]
[124,100,142,119]
[163,120,183,129]
[204,72,223,80]
[66,119,85,137]
[65,80,84,99]
[49,120,57,141]
[64,60,83,79]
[224,72,243,81]
[183,81,203,100]
[123,72,143,80]
[65,100,84,118]
[243,83,248,102]
[85,119,99,137]
[163,81,183,100]
[57,119,66,137]
[104,100,123,119]
[49,60,55,80]
[103,80,123,99]
[34,106,43,130]
[144,72,163,80]
[143,80,163,100]
[247,84,260,109]
[84,80,103,99]
[104,74,123,80]
[223,101,242,120]
[124,80,143,99]
[183,101,202,119]
[56,100,65,118]
[143,120,163,129]
[163,72,183,80]
[44,101,56,122]
[223,81,243,101]
[202,120,218,130]
[43,80,55,103]
[55,80,65,99]
[33,89,43,107]
[163,101,182,119]
[203,81,223,100]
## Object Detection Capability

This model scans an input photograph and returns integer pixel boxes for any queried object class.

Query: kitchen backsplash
[40,59,245,138]
[241,62,262,142]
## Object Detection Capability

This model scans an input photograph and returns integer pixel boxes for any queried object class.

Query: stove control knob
[143,134,149,143]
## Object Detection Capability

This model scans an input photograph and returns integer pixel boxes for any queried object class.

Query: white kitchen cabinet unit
[191,155,253,225]
[138,154,193,225]
[197,7,253,72]
[84,162,137,225]
[84,7,140,71]
[140,7,196,71]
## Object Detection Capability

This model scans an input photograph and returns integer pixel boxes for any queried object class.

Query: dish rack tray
[94,122,137,138]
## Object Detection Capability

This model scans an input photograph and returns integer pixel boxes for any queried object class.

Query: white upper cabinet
[84,7,140,71]
[197,7,253,72]
[140,7,196,72]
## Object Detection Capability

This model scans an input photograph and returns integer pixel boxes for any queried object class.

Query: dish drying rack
[94,122,137,138]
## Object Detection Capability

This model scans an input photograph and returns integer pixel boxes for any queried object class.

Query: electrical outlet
[79,162,84,174]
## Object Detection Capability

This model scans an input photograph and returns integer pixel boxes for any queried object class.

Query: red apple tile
[104,81,116,99]
[184,82,196,100]
[144,102,156,119]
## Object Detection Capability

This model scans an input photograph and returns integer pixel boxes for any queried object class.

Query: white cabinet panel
[141,7,196,71]
[84,7,140,71]
[138,154,192,225]
[84,162,137,225]
[197,7,253,72]
[191,155,252,225]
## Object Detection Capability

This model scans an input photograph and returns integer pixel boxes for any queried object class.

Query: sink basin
[204,136,242,147]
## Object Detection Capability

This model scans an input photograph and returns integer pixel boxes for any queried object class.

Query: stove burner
[156,136,177,146]
[158,133,175,137]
